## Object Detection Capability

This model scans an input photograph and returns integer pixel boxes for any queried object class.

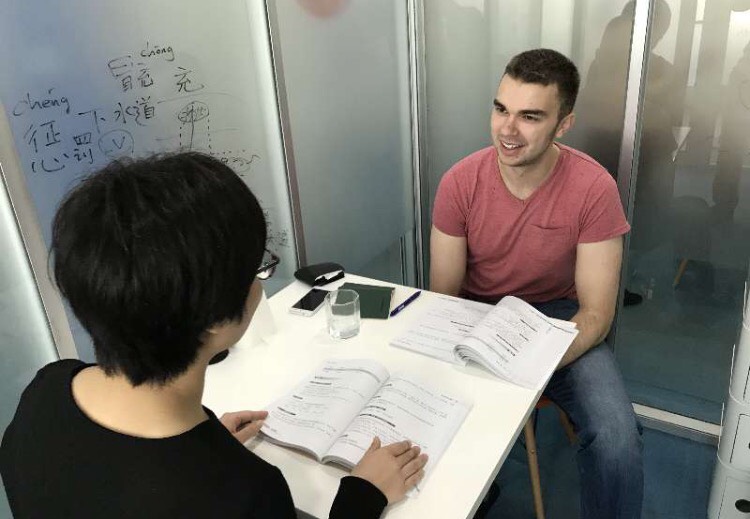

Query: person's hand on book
[351,437,429,503]
[220,410,268,444]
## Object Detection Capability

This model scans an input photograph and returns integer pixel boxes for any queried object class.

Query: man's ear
[556,112,576,138]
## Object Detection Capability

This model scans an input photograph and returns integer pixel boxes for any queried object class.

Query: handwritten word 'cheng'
[13,89,70,117]
[140,42,175,62]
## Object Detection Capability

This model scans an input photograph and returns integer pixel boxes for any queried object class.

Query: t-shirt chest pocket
[523,225,574,266]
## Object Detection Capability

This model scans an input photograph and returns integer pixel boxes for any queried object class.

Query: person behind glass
[0,152,427,519]
[572,0,678,307]
[430,49,643,518]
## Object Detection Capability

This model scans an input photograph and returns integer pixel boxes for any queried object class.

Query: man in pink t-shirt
[431,49,642,519]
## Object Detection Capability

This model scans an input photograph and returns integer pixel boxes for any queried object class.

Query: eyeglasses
[256,249,280,280]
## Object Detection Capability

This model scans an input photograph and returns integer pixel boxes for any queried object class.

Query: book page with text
[455,296,577,389]
[390,295,493,364]
[261,359,389,459]
[323,373,471,489]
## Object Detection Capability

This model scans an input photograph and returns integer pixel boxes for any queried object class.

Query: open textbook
[390,295,578,390]
[260,358,471,486]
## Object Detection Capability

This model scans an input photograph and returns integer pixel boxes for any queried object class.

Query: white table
[203,275,541,519]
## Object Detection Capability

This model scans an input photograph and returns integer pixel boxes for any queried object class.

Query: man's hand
[220,410,268,444]
[351,437,429,504]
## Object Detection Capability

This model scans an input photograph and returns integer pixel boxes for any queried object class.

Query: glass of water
[325,289,360,339]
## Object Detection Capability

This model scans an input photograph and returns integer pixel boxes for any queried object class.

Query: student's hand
[220,410,268,444]
[351,437,428,504]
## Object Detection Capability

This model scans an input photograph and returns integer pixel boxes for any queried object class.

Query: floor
[478,405,716,519]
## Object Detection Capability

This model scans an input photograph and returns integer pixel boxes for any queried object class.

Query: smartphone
[289,288,328,316]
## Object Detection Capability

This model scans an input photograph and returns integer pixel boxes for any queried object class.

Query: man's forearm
[558,308,612,368]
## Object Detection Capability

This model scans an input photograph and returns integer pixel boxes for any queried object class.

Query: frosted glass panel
[0,0,296,358]
[616,0,750,423]
[0,166,58,519]
[272,0,415,279]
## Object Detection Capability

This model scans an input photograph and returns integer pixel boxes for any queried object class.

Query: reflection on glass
[616,0,750,423]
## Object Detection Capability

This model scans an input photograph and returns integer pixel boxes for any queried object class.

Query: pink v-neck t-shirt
[432,144,630,303]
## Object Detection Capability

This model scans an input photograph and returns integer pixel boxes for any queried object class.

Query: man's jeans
[533,299,643,519]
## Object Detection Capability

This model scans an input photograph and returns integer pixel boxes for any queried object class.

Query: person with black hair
[0,152,427,518]
[431,49,643,518]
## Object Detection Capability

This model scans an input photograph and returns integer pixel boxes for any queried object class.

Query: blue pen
[389,291,422,317]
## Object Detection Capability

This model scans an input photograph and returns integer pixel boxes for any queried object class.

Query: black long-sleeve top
[1,360,386,518]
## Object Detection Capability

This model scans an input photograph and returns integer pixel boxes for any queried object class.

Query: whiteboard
[0,0,296,359]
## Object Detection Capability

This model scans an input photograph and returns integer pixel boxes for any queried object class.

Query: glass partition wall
[268,0,418,286]
[614,0,750,424]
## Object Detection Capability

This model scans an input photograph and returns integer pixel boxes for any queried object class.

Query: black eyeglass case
[294,262,345,287]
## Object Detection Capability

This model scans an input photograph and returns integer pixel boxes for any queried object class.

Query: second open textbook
[390,295,579,390]
[260,358,471,488]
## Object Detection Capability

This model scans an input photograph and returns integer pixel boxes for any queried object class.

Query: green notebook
[339,282,395,319]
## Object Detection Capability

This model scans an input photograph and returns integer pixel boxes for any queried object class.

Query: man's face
[490,75,573,169]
